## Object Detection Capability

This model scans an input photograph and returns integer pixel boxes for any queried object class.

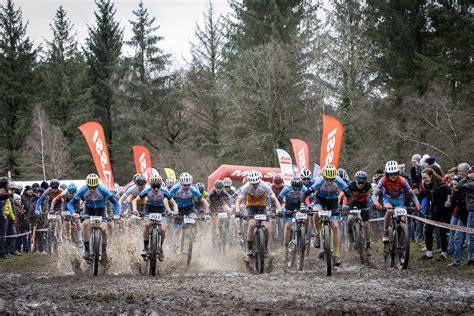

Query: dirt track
[1,224,473,314]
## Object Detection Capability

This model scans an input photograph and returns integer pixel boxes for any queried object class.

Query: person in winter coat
[0,177,13,259]
[418,168,451,260]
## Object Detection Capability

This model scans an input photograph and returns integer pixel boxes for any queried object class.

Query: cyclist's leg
[313,204,323,250]
[347,214,355,242]
[283,219,292,245]
[383,200,394,241]
[211,212,217,241]
[361,208,371,248]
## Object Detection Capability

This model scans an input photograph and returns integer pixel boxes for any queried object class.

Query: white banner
[276,149,295,185]
[312,163,320,180]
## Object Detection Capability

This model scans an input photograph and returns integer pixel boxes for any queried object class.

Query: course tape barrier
[369,215,474,233]
[3,228,48,239]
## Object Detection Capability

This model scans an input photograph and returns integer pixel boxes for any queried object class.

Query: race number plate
[217,213,228,219]
[296,212,308,220]
[61,211,70,217]
[394,208,407,216]
[90,216,102,222]
[318,211,332,217]
[350,210,361,215]
[184,217,196,224]
[149,213,162,221]
[254,214,267,221]
[47,214,57,220]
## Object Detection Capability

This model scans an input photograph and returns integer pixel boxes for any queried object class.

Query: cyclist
[208,180,232,245]
[338,168,351,185]
[67,174,121,260]
[345,171,374,255]
[193,182,209,216]
[300,168,319,247]
[50,183,82,243]
[304,165,353,266]
[127,175,148,217]
[118,173,140,215]
[235,170,282,257]
[133,175,178,261]
[372,161,421,244]
[223,177,237,206]
[35,179,63,215]
[278,177,310,248]
[170,172,209,246]
[165,178,175,191]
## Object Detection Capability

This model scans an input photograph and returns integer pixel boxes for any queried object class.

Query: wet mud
[1,221,473,314]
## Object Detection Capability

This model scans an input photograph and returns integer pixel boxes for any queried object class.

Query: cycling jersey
[271,183,285,198]
[279,185,308,211]
[375,176,412,199]
[170,183,202,208]
[67,184,120,216]
[139,187,172,207]
[348,182,374,204]
[309,176,347,200]
[57,191,80,212]
[238,182,275,207]
[35,188,64,211]
[208,188,230,212]
[127,185,147,205]
[193,190,209,210]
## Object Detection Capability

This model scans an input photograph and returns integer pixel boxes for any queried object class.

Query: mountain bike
[177,214,198,268]
[384,207,411,270]
[285,206,309,271]
[83,216,110,277]
[318,207,339,276]
[46,212,62,255]
[216,212,230,255]
[144,213,165,276]
[345,208,370,265]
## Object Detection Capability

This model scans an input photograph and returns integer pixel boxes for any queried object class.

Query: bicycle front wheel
[354,221,365,264]
[254,228,265,274]
[323,224,332,276]
[296,225,306,272]
[91,229,101,277]
[149,227,158,276]
[395,223,410,270]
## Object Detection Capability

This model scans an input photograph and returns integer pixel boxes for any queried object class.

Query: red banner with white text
[132,145,153,181]
[319,115,344,169]
[78,121,115,188]
[290,138,310,172]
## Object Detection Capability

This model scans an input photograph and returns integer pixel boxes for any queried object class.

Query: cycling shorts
[349,202,370,222]
[84,207,106,217]
[314,197,340,221]
[383,197,404,208]
[246,206,266,217]
[174,205,196,227]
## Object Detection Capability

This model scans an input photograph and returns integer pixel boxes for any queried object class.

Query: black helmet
[291,177,303,190]
[196,182,205,193]
[135,175,146,186]
[50,179,60,189]
[214,180,224,189]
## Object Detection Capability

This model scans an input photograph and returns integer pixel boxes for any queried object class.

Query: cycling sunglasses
[324,178,335,182]
[387,172,398,177]
[302,177,311,181]
[151,185,161,189]
[356,181,365,185]
[87,185,98,190]
[224,186,231,189]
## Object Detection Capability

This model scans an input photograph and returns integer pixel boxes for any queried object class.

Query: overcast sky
[16,0,232,65]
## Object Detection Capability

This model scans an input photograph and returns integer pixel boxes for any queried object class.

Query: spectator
[14,193,28,254]
[0,177,12,259]
[447,175,461,254]
[410,154,423,189]
[419,168,451,260]
[449,163,472,266]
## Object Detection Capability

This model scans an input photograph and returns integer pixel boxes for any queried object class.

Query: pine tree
[0,0,37,174]
[85,0,123,148]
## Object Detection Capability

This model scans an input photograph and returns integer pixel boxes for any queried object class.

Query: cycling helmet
[385,160,400,174]
[273,174,284,185]
[60,183,67,190]
[132,173,140,182]
[86,174,100,187]
[135,174,146,186]
[165,178,175,188]
[67,183,77,194]
[179,172,193,185]
[291,177,303,190]
[196,182,205,192]
[355,171,368,182]
[247,170,262,184]
[214,180,224,189]
[338,168,349,181]
[50,179,60,189]
[322,165,338,179]
[150,175,163,187]
[300,168,312,179]
[223,177,232,187]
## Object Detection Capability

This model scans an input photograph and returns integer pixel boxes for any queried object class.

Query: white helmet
[385,161,400,174]
[247,170,262,184]
[223,177,232,187]
[165,178,175,187]
[300,168,312,179]
[179,172,193,185]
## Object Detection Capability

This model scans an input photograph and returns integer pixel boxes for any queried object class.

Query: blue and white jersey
[67,184,120,215]
[279,185,308,210]
[170,183,202,208]
[139,187,172,207]
[310,176,347,200]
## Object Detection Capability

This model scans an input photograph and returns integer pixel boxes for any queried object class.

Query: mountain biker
[235,170,282,257]
[118,173,140,215]
[193,182,209,216]
[278,177,310,248]
[127,175,148,218]
[372,161,421,244]
[209,180,232,245]
[304,164,353,266]
[223,177,237,206]
[300,168,319,246]
[134,175,178,261]
[170,172,209,246]
[345,171,374,255]
[50,183,82,242]
[338,168,351,185]
[67,174,121,260]
[165,178,175,191]
[35,179,63,215]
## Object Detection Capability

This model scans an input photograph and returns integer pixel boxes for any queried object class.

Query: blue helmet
[67,183,77,194]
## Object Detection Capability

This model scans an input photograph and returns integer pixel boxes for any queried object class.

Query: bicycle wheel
[91,229,101,277]
[47,223,54,255]
[186,228,193,268]
[323,224,332,276]
[395,223,410,270]
[254,228,265,274]
[354,221,365,264]
[148,227,158,276]
[296,225,305,272]
[305,221,311,256]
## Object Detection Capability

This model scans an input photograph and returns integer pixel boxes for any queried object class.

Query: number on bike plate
[254,214,267,221]
[394,208,407,216]
[184,217,196,224]
[318,211,332,217]
[217,213,228,219]
[296,212,307,220]
[90,216,102,222]
[350,210,361,215]
[47,214,57,220]
[61,211,70,217]
[149,213,162,221]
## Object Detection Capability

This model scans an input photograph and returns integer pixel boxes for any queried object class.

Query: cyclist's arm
[372,188,381,207]
[35,190,48,211]
[131,195,139,214]
[169,198,178,214]
[200,197,209,213]
[337,191,345,206]
[108,195,121,216]
[67,188,85,215]
[235,197,242,213]
[270,194,281,212]
[50,194,63,212]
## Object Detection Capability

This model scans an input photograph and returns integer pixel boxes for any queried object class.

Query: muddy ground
[1,223,473,314]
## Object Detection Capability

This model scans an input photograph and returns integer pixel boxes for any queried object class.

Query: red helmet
[273,174,284,185]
